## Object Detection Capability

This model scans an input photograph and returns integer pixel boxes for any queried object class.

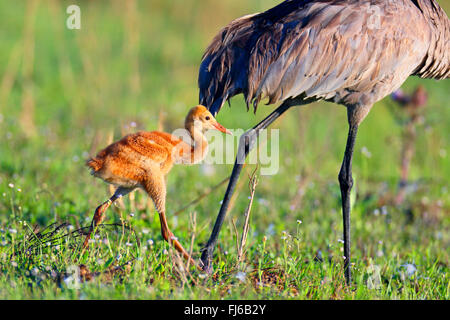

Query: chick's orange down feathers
[87,131,184,187]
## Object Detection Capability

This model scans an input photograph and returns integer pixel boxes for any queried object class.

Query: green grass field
[0,0,448,300]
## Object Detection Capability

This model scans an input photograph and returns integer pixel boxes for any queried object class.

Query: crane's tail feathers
[86,157,104,174]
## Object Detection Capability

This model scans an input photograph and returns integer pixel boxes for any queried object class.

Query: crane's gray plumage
[199,0,450,117]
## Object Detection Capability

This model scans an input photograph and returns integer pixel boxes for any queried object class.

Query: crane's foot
[199,245,214,274]
[82,232,92,250]
[82,201,111,250]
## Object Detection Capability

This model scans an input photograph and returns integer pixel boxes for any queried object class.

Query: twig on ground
[186,211,197,272]
[173,175,231,216]
[237,166,259,265]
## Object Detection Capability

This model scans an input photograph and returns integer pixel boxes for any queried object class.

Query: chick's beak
[213,121,232,135]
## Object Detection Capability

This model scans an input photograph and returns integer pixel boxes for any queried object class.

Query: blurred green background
[0,0,448,299]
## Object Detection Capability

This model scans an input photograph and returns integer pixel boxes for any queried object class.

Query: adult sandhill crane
[83,106,231,267]
[198,0,450,283]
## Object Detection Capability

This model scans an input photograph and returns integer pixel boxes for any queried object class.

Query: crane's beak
[213,121,232,135]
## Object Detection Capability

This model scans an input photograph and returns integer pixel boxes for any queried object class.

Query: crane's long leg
[200,101,293,272]
[143,176,199,269]
[338,122,359,285]
[82,187,133,249]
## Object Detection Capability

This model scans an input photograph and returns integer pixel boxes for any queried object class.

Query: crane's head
[185,105,232,134]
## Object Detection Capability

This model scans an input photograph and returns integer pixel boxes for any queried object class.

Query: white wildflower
[235,271,247,283]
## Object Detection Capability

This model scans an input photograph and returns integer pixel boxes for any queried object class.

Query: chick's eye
[205,116,210,121]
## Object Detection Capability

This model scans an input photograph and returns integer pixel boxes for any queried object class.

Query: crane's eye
[205,116,210,121]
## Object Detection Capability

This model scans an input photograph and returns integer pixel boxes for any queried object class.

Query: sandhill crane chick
[83,105,231,267]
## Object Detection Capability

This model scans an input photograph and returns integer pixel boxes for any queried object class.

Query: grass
[0,0,449,300]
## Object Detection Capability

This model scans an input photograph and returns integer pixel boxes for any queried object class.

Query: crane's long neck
[190,125,208,164]
[414,0,450,79]
[179,121,208,165]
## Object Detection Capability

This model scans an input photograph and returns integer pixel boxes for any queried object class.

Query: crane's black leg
[338,122,359,285]
[200,101,293,272]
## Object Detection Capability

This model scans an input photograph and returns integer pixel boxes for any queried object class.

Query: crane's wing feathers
[199,0,431,115]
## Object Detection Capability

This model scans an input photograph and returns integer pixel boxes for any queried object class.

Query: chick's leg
[144,176,198,269]
[82,187,133,249]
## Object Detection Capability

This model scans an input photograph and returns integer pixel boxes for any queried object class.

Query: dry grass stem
[174,175,231,216]
[237,167,259,264]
